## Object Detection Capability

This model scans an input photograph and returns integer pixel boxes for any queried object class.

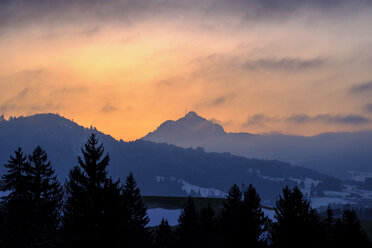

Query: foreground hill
[0,113,333,204]
[144,112,372,179]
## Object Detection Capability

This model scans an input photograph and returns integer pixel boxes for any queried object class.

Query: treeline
[0,134,370,248]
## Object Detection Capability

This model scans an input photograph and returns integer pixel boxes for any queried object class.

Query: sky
[1,0,372,140]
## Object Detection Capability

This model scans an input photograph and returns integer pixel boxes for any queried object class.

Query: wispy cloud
[243,57,326,71]
[209,117,232,127]
[286,113,370,125]
[196,93,236,108]
[243,114,278,127]
[243,113,371,128]
[0,88,30,112]
[50,86,88,96]
[210,94,236,106]
[101,103,118,113]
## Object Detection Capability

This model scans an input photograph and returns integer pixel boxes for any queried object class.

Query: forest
[0,134,370,248]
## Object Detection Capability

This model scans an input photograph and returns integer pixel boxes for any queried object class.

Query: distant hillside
[0,113,332,205]
[144,112,372,179]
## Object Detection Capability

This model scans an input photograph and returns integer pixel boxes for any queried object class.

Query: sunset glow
[1,0,372,140]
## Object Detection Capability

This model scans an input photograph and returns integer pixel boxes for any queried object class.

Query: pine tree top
[2,147,31,200]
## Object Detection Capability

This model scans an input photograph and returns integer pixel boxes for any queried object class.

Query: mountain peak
[143,112,226,144]
[184,111,199,118]
[181,111,206,123]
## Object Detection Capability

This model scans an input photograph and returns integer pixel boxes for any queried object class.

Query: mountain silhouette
[145,111,227,146]
[0,113,331,204]
[143,112,372,179]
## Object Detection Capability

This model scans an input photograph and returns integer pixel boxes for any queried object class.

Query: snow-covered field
[147,208,182,227]
[262,208,275,220]
[0,190,10,198]
[146,207,277,227]
[156,176,226,197]
[349,171,372,182]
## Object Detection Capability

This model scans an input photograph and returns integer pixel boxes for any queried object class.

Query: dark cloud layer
[243,114,277,127]
[243,113,371,127]
[1,0,372,32]
[243,57,325,71]
[365,103,372,113]
[349,81,372,94]
[286,113,370,125]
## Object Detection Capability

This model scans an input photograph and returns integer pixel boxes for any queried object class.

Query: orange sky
[1,0,372,140]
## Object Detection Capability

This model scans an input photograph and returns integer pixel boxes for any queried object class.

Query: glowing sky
[1,0,372,140]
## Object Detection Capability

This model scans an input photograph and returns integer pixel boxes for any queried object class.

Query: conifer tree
[2,147,31,202]
[323,206,335,247]
[154,219,175,248]
[63,134,122,248]
[333,209,371,248]
[241,184,268,248]
[28,146,63,246]
[199,203,217,248]
[1,147,33,247]
[271,186,324,248]
[176,196,200,248]
[218,184,243,248]
[120,172,152,248]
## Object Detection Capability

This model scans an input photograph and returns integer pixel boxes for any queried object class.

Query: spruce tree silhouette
[271,186,324,248]
[120,172,152,248]
[199,203,217,248]
[28,146,63,247]
[323,206,335,247]
[63,134,122,248]
[176,196,199,248]
[1,147,33,247]
[241,184,268,248]
[333,209,371,248]
[2,147,31,201]
[154,218,175,248]
[219,184,243,248]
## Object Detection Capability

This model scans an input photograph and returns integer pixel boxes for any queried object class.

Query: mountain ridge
[0,112,333,204]
[143,112,372,178]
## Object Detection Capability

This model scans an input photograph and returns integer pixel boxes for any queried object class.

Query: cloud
[286,113,370,125]
[1,0,371,33]
[101,103,118,113]
[364,103,372,113]
[0,88,30,112]
[50,86,88,96]
[0,87,62,113]
[243,57,325,71]
[190,54,326,78]
[209,118,232,127]
[243,113,371,128]
[156,80,174,87]
[212,96,227,105]
[29,102,61,112]
[196,93,236,108]
[349,81,372,94]
[243,114,277,127]
[155,77,185,90]
[210,94,236,106]
[285,114,311,123]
